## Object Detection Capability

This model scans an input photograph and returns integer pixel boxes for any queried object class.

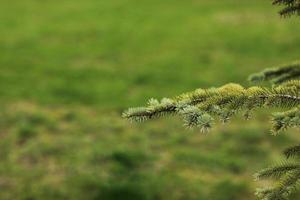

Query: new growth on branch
[123,62,300,135]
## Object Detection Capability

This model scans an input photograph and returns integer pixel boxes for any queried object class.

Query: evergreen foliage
[123,64,300,200]
[272,0,300,17]
[123,2,300,200]
[123,76,300,134]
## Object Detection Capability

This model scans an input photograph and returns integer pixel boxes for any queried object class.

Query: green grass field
[1,0,300,199]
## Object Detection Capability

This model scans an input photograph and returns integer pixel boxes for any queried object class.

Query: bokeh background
[1,0,300,199]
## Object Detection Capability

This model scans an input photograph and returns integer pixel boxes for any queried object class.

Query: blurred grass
[1,0,300,199]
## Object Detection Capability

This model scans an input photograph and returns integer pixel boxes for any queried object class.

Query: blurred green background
[1,0,300,199]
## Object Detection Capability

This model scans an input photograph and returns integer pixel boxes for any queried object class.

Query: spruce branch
[123,81,300,132]
[271,107,300,133]
[255,166,300,200]
[123,63,300,200]
[254,163,300,180]
[248,63,300,199]
[249,62,300,84]
[284,145,300,158]
[255,145,300,200]
[272,0,300,17]
[122,98,177,122]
